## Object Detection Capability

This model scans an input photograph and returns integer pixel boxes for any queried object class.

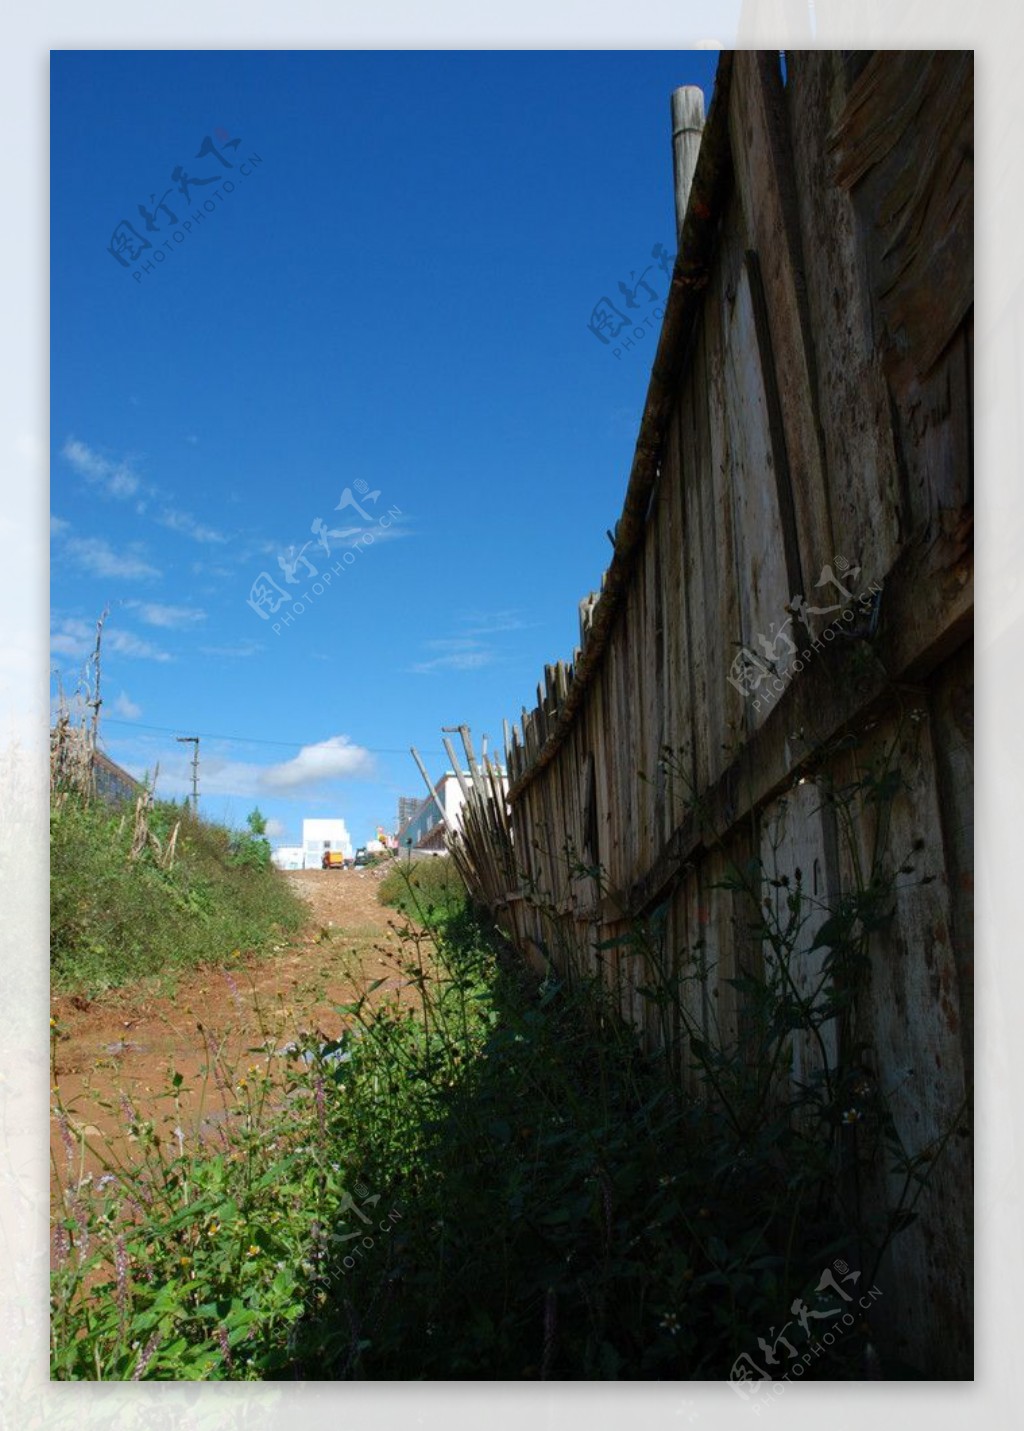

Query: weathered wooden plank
[829,711,972,1376]
[697,227,744,780]
[719,237,795,735]
[927,642,973,1087]
[829,51,973,383]
[786,49,904,594]
[449,48,972,1380]
[729,50,833,590]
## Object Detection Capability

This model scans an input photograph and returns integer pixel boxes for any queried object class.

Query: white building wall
[443,776,467,827]
[271,846,305,871]
[397,773,509,851]
[301,818,352,868]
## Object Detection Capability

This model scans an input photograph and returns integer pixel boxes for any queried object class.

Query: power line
[102,716,444,758]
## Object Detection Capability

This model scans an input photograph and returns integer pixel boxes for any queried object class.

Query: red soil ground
[50,867,417,1194]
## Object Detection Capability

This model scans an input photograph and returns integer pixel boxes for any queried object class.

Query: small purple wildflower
[56,1109,76,1171]
[68,1193,90,1263]
[216,1325,233,1367]
[223,970,243,1011]
[131,1330,161,1380]
[53,1221,70,1270]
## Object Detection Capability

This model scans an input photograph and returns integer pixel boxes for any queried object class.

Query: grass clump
[377,855,467,925]
[50,794,305,995]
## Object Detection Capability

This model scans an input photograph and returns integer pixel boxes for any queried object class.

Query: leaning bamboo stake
[129,792,150,861]
[409,746,452,829]
[164,821,180,871]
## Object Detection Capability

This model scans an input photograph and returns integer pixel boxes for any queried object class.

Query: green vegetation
[51,734,962,1378]
[317,738,961,1379]
[377,855,467,924]
[281,869,894,1379]
[50,988,367,1380]
[50,794,304,994]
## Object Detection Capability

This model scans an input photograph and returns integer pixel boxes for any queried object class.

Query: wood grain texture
[455,50,973,1378]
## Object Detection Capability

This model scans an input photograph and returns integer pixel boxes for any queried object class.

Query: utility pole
[176,736,200,814]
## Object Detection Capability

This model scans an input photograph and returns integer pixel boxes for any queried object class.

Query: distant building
[397,795,420,832]
[270,845,305,871]
[397,769,508,852]
[301,818,351,869]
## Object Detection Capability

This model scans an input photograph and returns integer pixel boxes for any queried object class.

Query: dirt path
[50,868,417,1189]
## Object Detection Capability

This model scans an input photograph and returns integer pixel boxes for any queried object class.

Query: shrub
[50,795,304,994]
[377,857,467,926]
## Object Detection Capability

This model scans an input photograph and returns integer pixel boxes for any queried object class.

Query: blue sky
[51,48,719,849]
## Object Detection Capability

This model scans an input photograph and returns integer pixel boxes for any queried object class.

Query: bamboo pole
[671,86,705,240]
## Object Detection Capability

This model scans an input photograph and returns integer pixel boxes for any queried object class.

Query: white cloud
[156,507,226,544]
[113,691,142,719]
[50,629,91,660]
[261,736,375,790]
[106,629,173,662]
[62,437,140,500]
[410,611,528,675]
[64,536,160,581]
[50,617,171,664]
[199,639,262,658]
[264,817,286,839]
[411,636,495,675]
[425,638,482,653]
[131,602,206,629]
[196,736,374,800]
[458,610,529,636]
[412,649,495,674]
[50,515,71,536]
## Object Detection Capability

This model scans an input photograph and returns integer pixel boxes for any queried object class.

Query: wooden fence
[449,51,973,1376]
